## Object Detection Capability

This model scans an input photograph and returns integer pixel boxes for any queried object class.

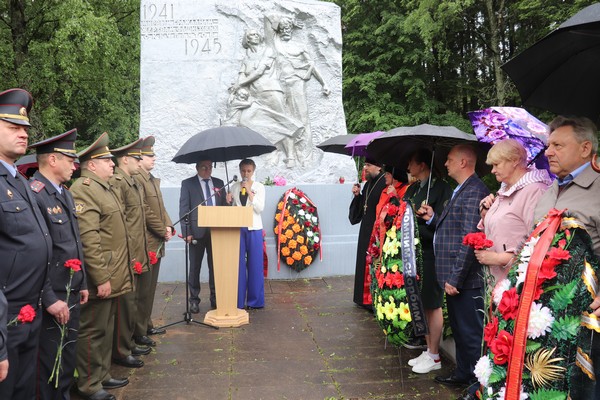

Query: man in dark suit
[28,129,90,399]
[179,159,227,313]
[419,144,489,400]
[0,88,53,399]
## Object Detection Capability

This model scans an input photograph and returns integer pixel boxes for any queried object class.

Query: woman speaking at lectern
[227,159,266,309]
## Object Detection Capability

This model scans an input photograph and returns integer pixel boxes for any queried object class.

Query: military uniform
[0,88,52,399]
[109,139,149,361]
[133,136,173,335]
[72,133,132,398]
[28,129,88,399]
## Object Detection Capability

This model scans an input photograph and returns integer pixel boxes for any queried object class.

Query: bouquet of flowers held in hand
[474,210,600,399]
[7,304,36,326]
[274,188,321,272]
[49,258,82,388]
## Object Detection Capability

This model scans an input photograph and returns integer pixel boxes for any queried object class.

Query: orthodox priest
[348,159,386,308]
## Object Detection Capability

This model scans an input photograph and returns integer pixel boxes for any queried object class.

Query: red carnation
[292,199,299,205]
[64,259,82,272]
[304,221,311,227]
[387,204,398,216]
[558,239,567,249]
[308,207,315,213]
[498,287,519,320]
[391,272,404,288]
[148,251,158,265]
[17,304,36,323]
[313,243,320,251]
[462,232,494,250]
[538,257,559,281]
[384,273,395,288]
[133,261,143,274]
[547,246,571,262]
[490,330,513,365]
[483,316,499,345]
[301,204,307,210]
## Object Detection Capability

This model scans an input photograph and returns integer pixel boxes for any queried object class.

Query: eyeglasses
[199,165,212,170]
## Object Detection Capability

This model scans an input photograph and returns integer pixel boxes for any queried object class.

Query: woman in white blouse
[226,159,266,309]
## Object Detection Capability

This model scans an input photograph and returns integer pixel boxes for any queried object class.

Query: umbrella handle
[593,154,600,173]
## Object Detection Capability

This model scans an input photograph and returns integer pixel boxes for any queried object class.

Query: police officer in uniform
[0,88,53,399]
[72,132,132,400]
[133,136,173,337]
[28,128,89,399]
[110,139,151,367]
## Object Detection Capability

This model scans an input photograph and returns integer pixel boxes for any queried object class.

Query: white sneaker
[407,351,428,367]
[412,355,442,374]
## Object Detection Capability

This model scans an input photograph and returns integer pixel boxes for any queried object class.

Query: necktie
[203,179,213,206]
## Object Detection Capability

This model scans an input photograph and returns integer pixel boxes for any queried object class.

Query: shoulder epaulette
[83,177,91,186]
[115,175,123,181]
[29,179,45,193]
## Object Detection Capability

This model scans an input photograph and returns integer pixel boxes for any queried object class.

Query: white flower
[304,213,312,220]
[493,279,512,306]
[314,236,320,243]
[515,261,529,287]
[298,210,305,216]
[312,216,318,223]
[306,230,313,237]
[299,197,307,203]
[288,193,296,199]
[474,355,493,387]
[497,386,528,399]
[527,302,554,339]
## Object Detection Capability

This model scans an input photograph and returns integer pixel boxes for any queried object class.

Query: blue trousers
[238,228,265,309]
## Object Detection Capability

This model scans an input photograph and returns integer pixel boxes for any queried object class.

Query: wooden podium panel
[198,206,252,327]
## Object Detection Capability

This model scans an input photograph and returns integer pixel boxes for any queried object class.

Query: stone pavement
[73,276,464,400]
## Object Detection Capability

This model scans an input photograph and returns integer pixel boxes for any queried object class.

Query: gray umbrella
[172,126,276,164]
[316,134,358,155]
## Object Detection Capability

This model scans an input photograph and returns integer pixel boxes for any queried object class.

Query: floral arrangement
[274,188,320,272]
[49,258,82,388]
[367,194,422,346]
[8,304,36,326]
[463,232,494,250]
[262,176,287,186]
[475,210,599,399]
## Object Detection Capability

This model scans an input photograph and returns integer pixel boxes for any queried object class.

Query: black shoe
[147,327,166,335]
[402,337,427,350]
[457,393,478,400]
[112,355,144,368]
[190,302,200,314]
[132,345,151,356]
[434,375,470,387]
[78,389,116,400]
[102,377,129,389]
[134,335,156,347]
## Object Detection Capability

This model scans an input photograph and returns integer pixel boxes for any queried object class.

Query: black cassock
[348,172,386,306]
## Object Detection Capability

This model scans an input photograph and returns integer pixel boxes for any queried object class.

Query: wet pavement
[73,276,464,400]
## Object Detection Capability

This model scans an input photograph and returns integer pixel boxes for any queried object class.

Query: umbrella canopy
[468,106,549,165]
[172,126,277,164]
[502,3,600,123]
[316,134,358,155]
[344,131,384,157]
[366,124,490,176]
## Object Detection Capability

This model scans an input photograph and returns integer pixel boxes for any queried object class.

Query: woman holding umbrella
[475,139,552,287]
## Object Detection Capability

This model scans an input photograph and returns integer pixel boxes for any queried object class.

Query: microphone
[241,177,248,195]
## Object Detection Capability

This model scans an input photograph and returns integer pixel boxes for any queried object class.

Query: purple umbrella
[344,131,384,157]
[468,107,549,168]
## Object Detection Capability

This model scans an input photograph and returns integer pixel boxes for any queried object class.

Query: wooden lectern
[198,206,252,327]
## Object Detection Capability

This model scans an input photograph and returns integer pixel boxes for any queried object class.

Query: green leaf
[526,340,542,353]
[551,315,581,341]
[487,364,506,384]
[528,388,568,400]
[548,280,577,311]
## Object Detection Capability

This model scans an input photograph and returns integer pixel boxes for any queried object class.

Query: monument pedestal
[198,206,252,327]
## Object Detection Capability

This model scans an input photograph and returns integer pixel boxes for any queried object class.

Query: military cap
[29,128,78,158]
[111,138,143,160]
[0,88,33,126]
[78,132,113,161]
[140,136,155,157]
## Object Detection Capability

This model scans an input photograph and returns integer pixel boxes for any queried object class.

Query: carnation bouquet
[274,188,321,272]
[475,209,599,400]
[367,194,423,346]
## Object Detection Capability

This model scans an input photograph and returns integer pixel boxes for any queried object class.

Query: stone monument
[140,0,356,185]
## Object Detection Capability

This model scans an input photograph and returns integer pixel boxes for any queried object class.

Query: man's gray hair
[549,116,598,153]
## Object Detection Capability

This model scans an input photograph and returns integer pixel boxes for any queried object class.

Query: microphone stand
[156,176,238,331]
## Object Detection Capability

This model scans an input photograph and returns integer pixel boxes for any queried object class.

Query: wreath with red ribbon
[273,188,321,272]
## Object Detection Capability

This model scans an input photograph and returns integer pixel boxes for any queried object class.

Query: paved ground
[73,276,464,400]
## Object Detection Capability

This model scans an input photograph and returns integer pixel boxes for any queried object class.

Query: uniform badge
[75,203,85,214]
[6,189,13,199]
[19,107,27,117]
[29,180,45,193]
[52,205,63,214]
[83,177,91,186]
[47,207,53,215]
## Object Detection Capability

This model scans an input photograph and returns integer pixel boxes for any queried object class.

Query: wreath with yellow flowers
[274,188,321,272]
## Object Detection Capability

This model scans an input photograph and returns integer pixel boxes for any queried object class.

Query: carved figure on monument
[266,15,331,165]
[228,29,303,168]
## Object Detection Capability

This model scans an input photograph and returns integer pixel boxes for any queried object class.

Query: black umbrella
[502,3,600,123]
[316,134,358,155]
[366,124,490,203]
[172,126,276,164]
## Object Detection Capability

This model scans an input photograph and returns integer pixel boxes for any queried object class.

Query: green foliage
[551,315,581,341]
[525,340,542,353]
[488,364,506,384]
[529,388,568,400]
[548,280,577,311]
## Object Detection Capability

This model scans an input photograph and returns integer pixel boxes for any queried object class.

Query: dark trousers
[146,258,162,330]
[134,270,153,337]
[188,234,215,306]
[446,287,484,385]
[0,309,42,399]
[37,297,81,400]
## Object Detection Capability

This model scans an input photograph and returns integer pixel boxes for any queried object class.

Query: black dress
[348,172,386,306]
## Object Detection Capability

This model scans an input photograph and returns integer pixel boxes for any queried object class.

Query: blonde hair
[486,139,527,168]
